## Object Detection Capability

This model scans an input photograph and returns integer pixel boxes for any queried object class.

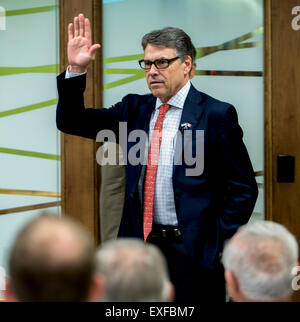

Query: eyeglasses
[138,57,180,70]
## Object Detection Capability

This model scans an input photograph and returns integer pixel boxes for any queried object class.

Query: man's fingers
[74,16,79,37]
[89,44,101,59]
[85,18,91,44]
[68,23,74,41]
[79,13,85,37]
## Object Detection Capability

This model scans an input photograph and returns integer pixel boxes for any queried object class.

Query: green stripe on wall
[103,54,144,64]
[103,28,263,64]
[0,99,57,118]
[0,65,59,76]
[6,5,58,17]
[104,74,145,90]
[0,147,60,161]
[104,68,144,75]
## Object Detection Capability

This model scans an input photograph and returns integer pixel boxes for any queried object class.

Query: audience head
[95,238,174,302]
[222,220,298,302]
[7,213,102,302]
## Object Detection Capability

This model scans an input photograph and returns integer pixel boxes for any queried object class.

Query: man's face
[144,44,192,103]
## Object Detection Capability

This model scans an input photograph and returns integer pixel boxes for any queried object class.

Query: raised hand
[67,13,101,73]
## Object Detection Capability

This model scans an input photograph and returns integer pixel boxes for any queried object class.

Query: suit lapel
[174,84,205,167]
[127,85,205,191]
[126,95,155,194]
[136,95,156,133]
[179,84,204,129]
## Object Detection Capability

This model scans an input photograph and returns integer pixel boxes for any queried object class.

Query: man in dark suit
[56,13,258,302]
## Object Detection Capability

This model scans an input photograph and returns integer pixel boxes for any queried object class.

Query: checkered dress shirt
[148,81,191,225]
[65,69,191,226]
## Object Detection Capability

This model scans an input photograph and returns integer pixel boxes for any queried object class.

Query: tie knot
[160,104,171,115]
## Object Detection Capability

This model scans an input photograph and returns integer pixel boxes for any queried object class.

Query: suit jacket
[56,72,258,270]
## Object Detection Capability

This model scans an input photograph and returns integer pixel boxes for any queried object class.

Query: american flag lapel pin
[180,122,192,130]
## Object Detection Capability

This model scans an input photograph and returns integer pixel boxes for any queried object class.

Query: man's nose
[148,63,159,75]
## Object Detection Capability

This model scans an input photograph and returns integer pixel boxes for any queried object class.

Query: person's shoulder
[120,92,156,109]
[122,92,154,103]
[191,86,234,115]
[199,90,232,108]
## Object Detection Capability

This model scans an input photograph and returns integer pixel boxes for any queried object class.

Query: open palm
[68,14,100,71]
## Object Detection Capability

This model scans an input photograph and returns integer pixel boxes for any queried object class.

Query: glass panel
[103,0,264,221]
[0,0,60,284]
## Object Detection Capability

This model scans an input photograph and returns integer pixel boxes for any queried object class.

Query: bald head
[8,213,95,302]
[21,215,90,265]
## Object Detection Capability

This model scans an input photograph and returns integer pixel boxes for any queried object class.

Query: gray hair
[222,220,298,301]
[95,238,170,302]
[142,27,196,63]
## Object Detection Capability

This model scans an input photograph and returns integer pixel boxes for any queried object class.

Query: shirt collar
[155,80,191,110]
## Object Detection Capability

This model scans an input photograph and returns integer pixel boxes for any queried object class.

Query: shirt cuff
[65,65,87,79]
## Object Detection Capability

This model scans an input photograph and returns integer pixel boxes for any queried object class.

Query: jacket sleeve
[56,71,124,140]
[216,105,258,243]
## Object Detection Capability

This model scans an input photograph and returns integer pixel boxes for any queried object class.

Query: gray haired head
[142,27,196,63]
[222,220,298,301]
[95,238,171,302]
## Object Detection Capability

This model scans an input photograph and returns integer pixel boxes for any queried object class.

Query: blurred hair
[222,220,298,300]
[95,238,170,301]
[9,213,95,301]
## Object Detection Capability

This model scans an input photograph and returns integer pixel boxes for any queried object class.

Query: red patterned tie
[143,104,171,241]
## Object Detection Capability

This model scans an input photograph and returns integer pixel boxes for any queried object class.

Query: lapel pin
[180,122,192,130]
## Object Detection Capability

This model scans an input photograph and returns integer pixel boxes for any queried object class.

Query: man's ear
[4,280,18,302]
[166,282,175,302]
[190,62,197,78]
[88,273,105,302]
[225,270,242,302]
[183,56,193,76]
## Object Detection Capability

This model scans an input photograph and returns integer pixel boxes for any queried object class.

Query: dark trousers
[147,232,226,303]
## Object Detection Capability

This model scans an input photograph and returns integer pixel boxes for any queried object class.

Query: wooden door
[265,0,300,301]
[59,0,102,244]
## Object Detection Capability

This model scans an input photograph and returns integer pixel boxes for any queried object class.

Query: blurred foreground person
[6,213,103,302]
[95,238,174,301]
[222,220,298,302]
